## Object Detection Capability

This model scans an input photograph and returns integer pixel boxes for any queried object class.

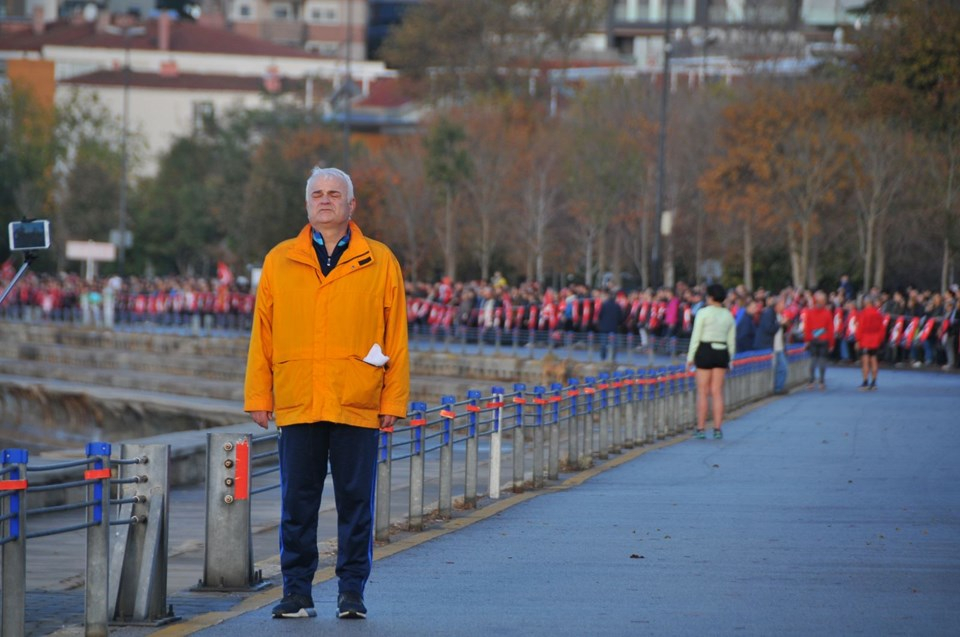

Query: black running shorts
[694,342,730,369]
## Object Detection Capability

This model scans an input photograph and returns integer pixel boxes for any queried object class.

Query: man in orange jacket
[245,166,409,621]
[803,290,834,390]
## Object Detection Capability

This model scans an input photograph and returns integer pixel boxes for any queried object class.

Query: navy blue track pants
[277,421,379,599]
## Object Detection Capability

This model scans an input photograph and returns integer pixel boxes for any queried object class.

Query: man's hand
[379,414,398,431]
[249,410,273,429]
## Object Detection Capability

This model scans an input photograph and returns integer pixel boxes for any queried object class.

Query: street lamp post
[119,39,131,274]
[651,0,673,290]
[104,24,145,275]
[343,0,353,173]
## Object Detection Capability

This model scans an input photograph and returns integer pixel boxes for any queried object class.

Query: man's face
[306,173,355,232]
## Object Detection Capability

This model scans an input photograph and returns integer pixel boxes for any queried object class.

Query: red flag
[846,312,858,341]
[217,261,234,287]
[888,316,905,347]
[901,316,921,348]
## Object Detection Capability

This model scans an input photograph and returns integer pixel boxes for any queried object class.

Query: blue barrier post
[668,365,680,435]
[549,382,563,479]
[489,387,505,499]
[597,372,610,459]
[439,395,456,518]
[86,441,112,636]
[375,413,394,541]
[532,385,546,489]
[640,369,654,443]
[582,376,596,467]
[657,367,668,438]
[1,448,28,637]
[612,371,624,452]
[511,384,526,493]
[464,390,482,508]
[566,378,579,470]
[621,369,636,448]
[408,402,427,531]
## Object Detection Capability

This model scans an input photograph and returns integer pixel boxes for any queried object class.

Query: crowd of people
[2,268,959,370]
[404,275,960,370]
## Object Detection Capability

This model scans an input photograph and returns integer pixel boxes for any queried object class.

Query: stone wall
[0,321,607,451]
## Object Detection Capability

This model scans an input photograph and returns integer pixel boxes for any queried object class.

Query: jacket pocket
[340,357,385,410]
[273,359,311,412]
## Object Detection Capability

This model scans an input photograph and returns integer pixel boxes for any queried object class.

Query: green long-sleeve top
[686,305,737,363]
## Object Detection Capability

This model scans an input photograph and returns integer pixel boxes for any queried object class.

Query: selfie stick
[0,251,37,308]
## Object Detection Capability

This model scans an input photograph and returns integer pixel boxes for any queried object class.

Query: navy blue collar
[312,226,351,248]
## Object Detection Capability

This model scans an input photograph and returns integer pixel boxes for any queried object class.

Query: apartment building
[609,0,864,74]
[226,0,367,58]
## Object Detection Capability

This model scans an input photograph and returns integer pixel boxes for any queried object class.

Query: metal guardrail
[0,444,174,637]
[197,346,808,590]
[1,346,808,633]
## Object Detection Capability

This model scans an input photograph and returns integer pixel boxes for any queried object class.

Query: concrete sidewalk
[95,366,957,637]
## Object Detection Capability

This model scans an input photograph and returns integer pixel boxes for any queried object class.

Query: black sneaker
[713,429,723,440]
[859,381,869,391]
[337,592,367,619]
[869,381,877,391]
[695,429,706,439]
[272,594,316,618]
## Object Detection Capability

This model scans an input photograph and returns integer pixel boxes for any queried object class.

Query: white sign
[660,210,674,236]
[66,241,117,261]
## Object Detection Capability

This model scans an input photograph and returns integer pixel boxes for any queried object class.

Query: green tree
[133,138,225,275]
[0,86,58,260]
[380,0,513,98]
[381,0,606,103]
[1,86,125,270]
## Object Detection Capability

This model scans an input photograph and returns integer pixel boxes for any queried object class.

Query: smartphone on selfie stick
[0,219,51,307]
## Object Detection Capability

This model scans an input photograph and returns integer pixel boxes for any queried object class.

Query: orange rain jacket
[243,222,410,429]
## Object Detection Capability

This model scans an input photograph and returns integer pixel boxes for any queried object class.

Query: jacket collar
[287,221,373,281]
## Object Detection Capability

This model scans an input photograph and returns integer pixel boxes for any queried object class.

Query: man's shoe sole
[338,609,366,619]
[273,608,317,619]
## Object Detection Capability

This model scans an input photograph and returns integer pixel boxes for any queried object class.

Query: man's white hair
[305,166,354,202]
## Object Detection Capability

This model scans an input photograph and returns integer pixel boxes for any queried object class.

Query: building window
[193,101,214,133]
[306,1,339,24]
[305,40,340,56]
[237,4,252,18]
[272,2,293,20]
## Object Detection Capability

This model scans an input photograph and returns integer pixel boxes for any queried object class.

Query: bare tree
[381,139,434,282]
[849,119,909,291]
[460,106,518,281]
[517,128,564,285]
[424,117,471,280]
[929,125,960,292]
[773,83,852,288]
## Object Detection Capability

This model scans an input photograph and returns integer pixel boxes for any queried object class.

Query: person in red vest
[803,290,834,390]
[857,295,885,390]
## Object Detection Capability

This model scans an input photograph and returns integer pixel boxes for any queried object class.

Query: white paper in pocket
[362,343,390,367]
